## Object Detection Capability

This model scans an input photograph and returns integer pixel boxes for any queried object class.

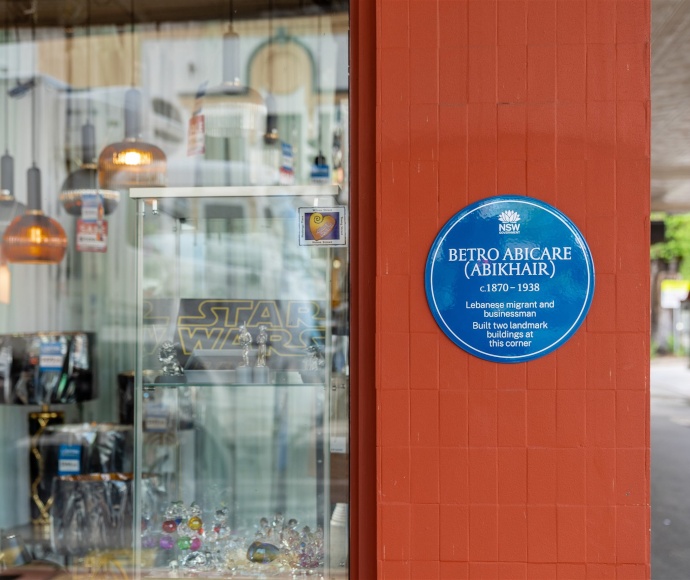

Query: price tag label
[39,342,63,370]
[58,444,81,476]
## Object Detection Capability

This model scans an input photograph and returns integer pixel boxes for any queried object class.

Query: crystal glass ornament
[188,502,202,518]
[188,516,202,531]
[142,531,158,549]
[182,551,208,572]
[212,507,231,540]
[246,540,280,563]
[165,500,187,524]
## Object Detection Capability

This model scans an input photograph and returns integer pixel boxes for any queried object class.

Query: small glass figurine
[253,325,270,383]
[304,344,325,372]
[237,323,253,383]
[238,323,252,368]
[300,343,325,383]
[255,325,268,368]
[156,341,186,384]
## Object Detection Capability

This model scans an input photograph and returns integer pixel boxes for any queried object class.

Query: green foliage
[651,213,690,279]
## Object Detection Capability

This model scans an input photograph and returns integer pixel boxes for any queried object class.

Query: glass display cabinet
[132,185,348,578]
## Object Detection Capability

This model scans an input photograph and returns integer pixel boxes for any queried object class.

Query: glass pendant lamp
[0,18,24,296]
[0,142,26,230]
[3,163,67,264]
[98,6,166,190]
[0,246,10,303]
[0,152,13,301]
[3,20,67,265]
[263,0,279,145]
[60,17,120,214]
[0,24,26,231]
[60,121,120,215]
[98,87,166,190]
[0,153,24,299]
[203,1,266,142]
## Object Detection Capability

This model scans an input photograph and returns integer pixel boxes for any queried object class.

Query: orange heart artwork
[309,213,336,240]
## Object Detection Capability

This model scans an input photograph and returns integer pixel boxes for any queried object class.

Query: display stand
[132,186,340,577]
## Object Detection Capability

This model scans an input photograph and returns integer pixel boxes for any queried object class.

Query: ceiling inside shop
[652,0,690,212]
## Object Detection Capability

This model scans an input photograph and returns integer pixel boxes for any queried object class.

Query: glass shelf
[145,382,325,388]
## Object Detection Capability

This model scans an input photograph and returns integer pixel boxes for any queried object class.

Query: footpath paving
[651,356,690,579]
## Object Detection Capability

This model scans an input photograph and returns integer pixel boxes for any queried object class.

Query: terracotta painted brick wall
[376,0,650,578]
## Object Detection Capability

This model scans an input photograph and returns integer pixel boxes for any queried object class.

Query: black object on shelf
[0,332,97,405]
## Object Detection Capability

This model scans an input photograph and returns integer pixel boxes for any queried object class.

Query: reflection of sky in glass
[144,197,329,302]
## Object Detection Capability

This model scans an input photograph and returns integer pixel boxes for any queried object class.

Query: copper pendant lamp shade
[98,88,166,190]
[3,164,67,264]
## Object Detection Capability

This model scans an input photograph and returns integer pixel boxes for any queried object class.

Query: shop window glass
[0,2,350,577]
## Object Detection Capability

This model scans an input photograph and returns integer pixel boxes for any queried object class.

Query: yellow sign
[660,279,690,308]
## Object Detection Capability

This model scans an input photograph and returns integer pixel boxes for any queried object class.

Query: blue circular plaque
[425,195,595,363]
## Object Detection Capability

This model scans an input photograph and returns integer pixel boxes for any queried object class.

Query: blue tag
[280,142,294,171]
[39,342,63,371]
[280,142,295,185]
[80,193,104,222]
[425,195,595,363]
[144,402,169,432]
[58,444,81,476]
[310,163,330,184]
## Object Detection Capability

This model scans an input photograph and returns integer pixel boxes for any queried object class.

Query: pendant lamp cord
[64,25,73,169]
[30,7,36,165]
[268,0,273,87]
[316,12,322,158]
[3,0,9,154]
[130,0,135,88]
[86,0,91,124]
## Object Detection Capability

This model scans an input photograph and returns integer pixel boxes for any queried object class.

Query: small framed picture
[298,207,347,246]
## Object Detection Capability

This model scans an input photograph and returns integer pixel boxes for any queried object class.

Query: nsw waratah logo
[498,210,521,234]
